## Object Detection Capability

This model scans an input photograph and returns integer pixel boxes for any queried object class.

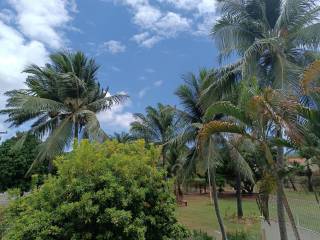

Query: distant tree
[113,132,135,143]
[0,133,47,192]
[130,103,180,167]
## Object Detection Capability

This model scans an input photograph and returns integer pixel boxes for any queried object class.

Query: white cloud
[153,80,163,87]
[8,0,75,49]
[159,0,218,35]
[0,0,77,96]
[0,0,77,141]
[138,80,163,98]
[97,96,134,130]
[102,40,126,54]
[110,0,219,47]
[132,32,150,43]
[0,9,14,23]
[158,0,217,15]
[138,87,150,98]
[145,68,155,73]
[154,12,191,36]
[113,0,192,47]
[0,21,48,93]
[132,32,162,48]
[133,4,162,27]
[111,66,121,72]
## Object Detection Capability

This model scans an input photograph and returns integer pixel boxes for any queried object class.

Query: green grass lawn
[284,189,318,200]
[176,194,261,239]
[177,191,320,239]
[268,190,320,232]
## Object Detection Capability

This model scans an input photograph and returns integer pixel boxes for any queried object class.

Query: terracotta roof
[287,157,306,164]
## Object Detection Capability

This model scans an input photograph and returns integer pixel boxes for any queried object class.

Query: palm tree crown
[213,0,320,90]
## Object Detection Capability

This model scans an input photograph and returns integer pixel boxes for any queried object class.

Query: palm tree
[165,142,189,202]
[298,60,320,196]
[113,132,135,143]
[174,69,253,239]
[174,70,228,238]
[0,51,127,174]
[200,83,303,240]
[130,103,180,167]
[213,0,320,88]
[212,1,320,239]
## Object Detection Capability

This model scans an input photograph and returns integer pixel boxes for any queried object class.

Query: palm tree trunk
[178,183,183,201]
[289,177,297,191]
[236,171,243,219]
[48,160,53,173]
[74,121,79,143]
[279,184,301,240]
[207,166,213,205]
[276,175,288,240]
[306,164,313,192]
[276,130,288,240]
[209,168,228,240]
[275,130,301,240]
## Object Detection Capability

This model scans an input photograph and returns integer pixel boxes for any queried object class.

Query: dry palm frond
[301,60,320,94]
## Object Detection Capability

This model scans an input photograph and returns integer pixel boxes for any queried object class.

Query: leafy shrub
[189,230,214,240]
[0,133,47,192]
[1,140,189,240]
[227,230,256,240]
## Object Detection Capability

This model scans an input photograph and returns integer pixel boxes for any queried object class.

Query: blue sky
[0,0,221,138]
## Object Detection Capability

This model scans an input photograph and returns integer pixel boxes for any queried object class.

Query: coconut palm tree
[298,60,320,197]
[200,82,303,240]
[0,51,127,174]
[165,142,189,202]
[213,0,320,89]
[174,69,253,239]
[130,103,180,167]
[174,70,228,237]
[212,1,320,239]
[113,132,135,143]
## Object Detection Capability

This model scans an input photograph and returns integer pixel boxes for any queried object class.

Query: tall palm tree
[130,103,180,167]
[0,51,127,174]
[212,1,320,239]
[165,142,189,202]
[200,83,303,240]
[174,69,252,239]
[298,60,320,195]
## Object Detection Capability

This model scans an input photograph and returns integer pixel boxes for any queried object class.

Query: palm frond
[198,121,247,145]
[204,101,251,125]
[301,60,320,94]
[79,110,108,141]
[26,117,73,176]
[227,140,254,183]
[87,93,129,112]
[293,23,320,50]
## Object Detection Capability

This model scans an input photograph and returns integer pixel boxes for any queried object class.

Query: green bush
[0,133,47,192]
[1,140,189,240]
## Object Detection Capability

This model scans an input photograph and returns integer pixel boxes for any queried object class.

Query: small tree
[1,140,189,240]
[0,133,46,192]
